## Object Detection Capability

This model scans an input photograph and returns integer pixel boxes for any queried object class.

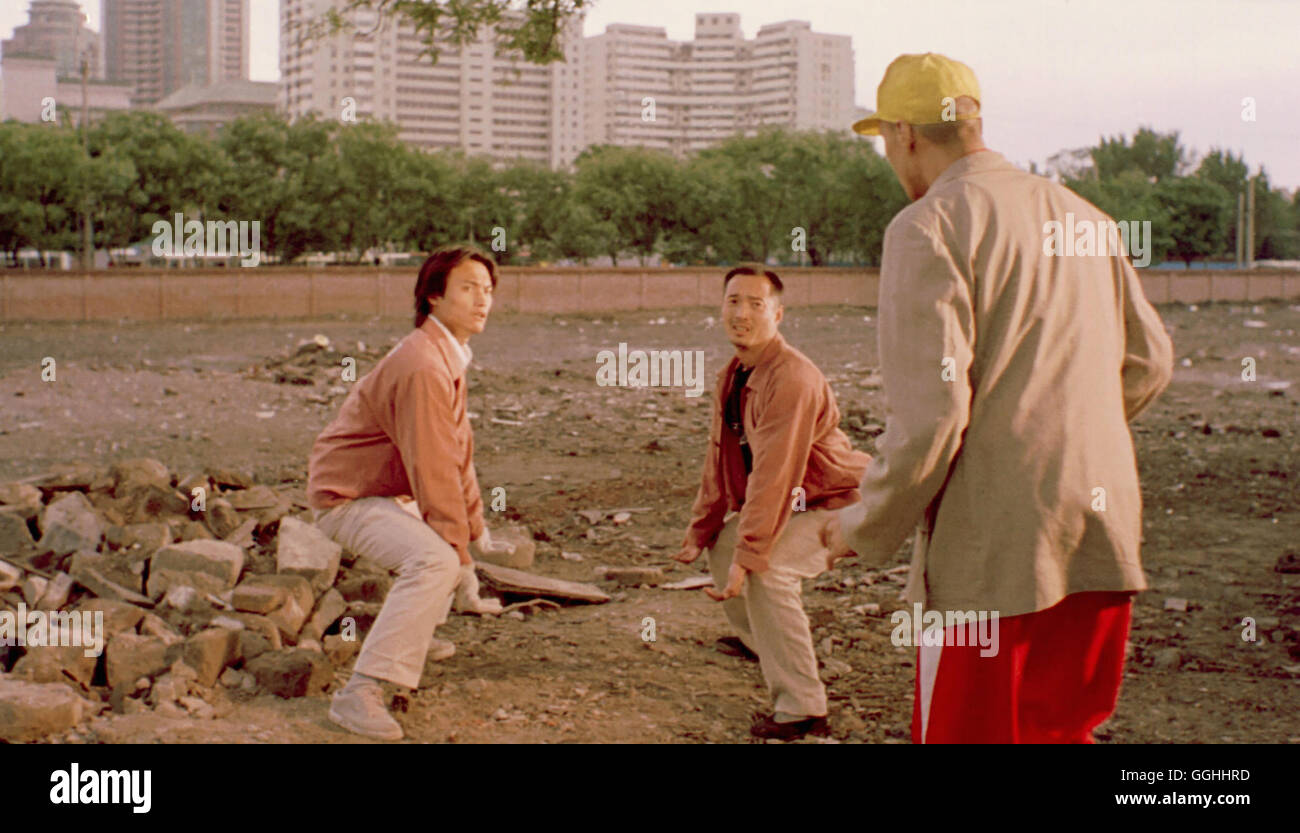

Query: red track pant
[913,591,1134,744]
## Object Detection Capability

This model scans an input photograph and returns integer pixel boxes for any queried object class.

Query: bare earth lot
[0,300,1297,744]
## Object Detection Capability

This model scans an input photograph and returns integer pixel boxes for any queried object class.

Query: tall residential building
[1,0,102,78]
[584,13,856,155]
[104,0,250,107]
[281,0,585,168]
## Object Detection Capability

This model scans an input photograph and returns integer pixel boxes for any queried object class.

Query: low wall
[2,267,1298,322]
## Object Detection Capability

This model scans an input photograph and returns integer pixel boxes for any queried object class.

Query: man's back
[873,151,1173,617]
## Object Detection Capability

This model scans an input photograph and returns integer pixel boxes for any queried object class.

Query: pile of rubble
[0,458,396,742]
[246,334,395,390]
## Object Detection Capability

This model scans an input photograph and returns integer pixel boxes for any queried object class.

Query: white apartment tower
[281,0,586,168]
[584,13,856,155]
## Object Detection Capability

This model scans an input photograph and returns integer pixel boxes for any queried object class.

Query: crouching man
[673,265,871,741]
[307,244,513,741]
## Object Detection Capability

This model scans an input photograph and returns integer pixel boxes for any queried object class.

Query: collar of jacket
[718,330,789,389]
[928,149,1015,192]
[414,321,468,380]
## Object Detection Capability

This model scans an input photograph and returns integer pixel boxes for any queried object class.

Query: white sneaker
[428,637,455,662]
[328,677,403,741]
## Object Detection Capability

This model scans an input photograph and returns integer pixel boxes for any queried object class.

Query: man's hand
[672,542,703,564]
[453,562,503,615]
[705,561,748,601]
[821,513,856,571]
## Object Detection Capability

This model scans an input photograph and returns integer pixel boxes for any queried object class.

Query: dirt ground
[1,299,1297,744]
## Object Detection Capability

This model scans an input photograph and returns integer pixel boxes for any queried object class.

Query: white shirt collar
[428,314,473,372]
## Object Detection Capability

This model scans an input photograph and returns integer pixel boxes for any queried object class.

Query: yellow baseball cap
[852,52,981,135]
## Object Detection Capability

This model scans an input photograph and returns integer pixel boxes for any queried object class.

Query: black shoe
[750,713,830,741]
[715,636,759,662]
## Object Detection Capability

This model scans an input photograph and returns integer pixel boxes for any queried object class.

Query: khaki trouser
[313,497,460,689]
[706,509,832,719]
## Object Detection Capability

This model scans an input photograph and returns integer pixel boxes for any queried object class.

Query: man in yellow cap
[824,53,1174,743]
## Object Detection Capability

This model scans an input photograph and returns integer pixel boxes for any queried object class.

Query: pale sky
[2,0,1296,189]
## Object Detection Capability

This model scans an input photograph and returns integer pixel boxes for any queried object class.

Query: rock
[37,573,75,611]
[21,575,48,606]
[852,603,882,616]
[230,614,283,650]
[0,512,34,552]
[221,518,258,549]
[105,522,171,554]
[105,633,176,691]
[138,612,184,645]
[72,565,153,607]
[0,674,88,742]
[211,469,254,490]
[219,667,244,688]
[68,550,148,598]
[808,609,837,628]
[245,649,333,698]
[0,559,22,593]
[149,673,183,706]
[231,582,286,615]
[336,572,391,603]
[123,484,191,522]
[37,492,104,556]
[183,628,241,687]
[598,566,664,586]
[148,540,245,598]
[238,631,274,662]
[820,658,853,680]
[323,634,359,667]
[275,517,342,593]
[1163,597,1189,612]
[302,589,347,642]
[10,640,98,686]
[226,485,280,511]
[178,695,214,719]
[265,595,309,643]
[1152,648,1183,671]
[203,497,241,539]
[209,615,245,631]
[0,483,43,519]
[162,584,202,612]
[173,519,216,542]
[109,458,172,497]
[238,574,314,615]
[76,599,145,636]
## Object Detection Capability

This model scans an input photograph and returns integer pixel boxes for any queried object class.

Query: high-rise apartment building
[104,0,250,107]
[281,0,585,168]
[1,0,102,78]
[584,13,856,155]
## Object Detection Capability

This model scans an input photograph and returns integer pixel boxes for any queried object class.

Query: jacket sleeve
[1117,255,1174,421]
[839,215,976,566]
[730,371,821,573]
[391,366,475,564]
[461,427,486,543]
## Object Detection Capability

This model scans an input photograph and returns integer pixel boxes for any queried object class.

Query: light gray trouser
[706,509,832,719]
[314,497,460,689]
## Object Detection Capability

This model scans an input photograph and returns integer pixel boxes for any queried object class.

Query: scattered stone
[323,634,359,667]
[476,524,536,569]
[36,492,104,556]
[0,674,88,742]
[852,603,882,617]
[226,486,280,511]
[211,469,254,490]
[265,595,309,643]
[106,634,176,692]
[183,628,241,687]
[1152,648,1183,671]
[178,695,214,719]
[0,512,34,552]
[302,589,347,642]
[661,575,713,590]
[203,497,241,539]
[68,553,152,605]
[807,608,837,629]
[245,649,333,698]
[162,584,201,612]
[275,517,342,593]
[123,484,191,522]
[560,551,584,562]
[238,574,314,616]
[76,599,145,636]
[820,658,853,680]
[238,631,274,662]
[109,458,172,497]
[105,522,171,554]
[231,582,286,615]
[221,518,258,549]
[336,572,391,603]
[138,612,184,646]
[148,539,245,598]
[0,559,23,593]
[0,483,43,518]
[230,614,283,650]
[10,638,97,686]
[36,573,75,611]
[1163,597,1189,612]
[21,575,48,606]
[598,566,664,587]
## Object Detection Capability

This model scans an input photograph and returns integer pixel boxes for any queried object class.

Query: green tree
[0,123,88,264]
[1152,176,1232,266]
[1089,127,1189,183]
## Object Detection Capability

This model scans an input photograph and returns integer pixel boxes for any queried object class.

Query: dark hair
[723,264,784,297]
[413,244,498,328]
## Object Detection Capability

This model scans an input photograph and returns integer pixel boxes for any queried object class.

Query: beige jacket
[839,151,1174,619]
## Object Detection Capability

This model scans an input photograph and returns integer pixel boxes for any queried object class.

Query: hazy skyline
[1,0,1296,189]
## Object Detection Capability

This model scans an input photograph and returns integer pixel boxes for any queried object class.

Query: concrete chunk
[148,540,245,598]
[302,589,347,642]
[37,492,104,556]
[105,633,177,691]
[0,674,88,742]
[0,512,35,554]
[231,583,286,615]
[183,628,241,687]
[276,517,342,593]
[246,649,333,698]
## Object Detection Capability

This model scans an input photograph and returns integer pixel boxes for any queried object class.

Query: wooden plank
[475,562,610,604]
